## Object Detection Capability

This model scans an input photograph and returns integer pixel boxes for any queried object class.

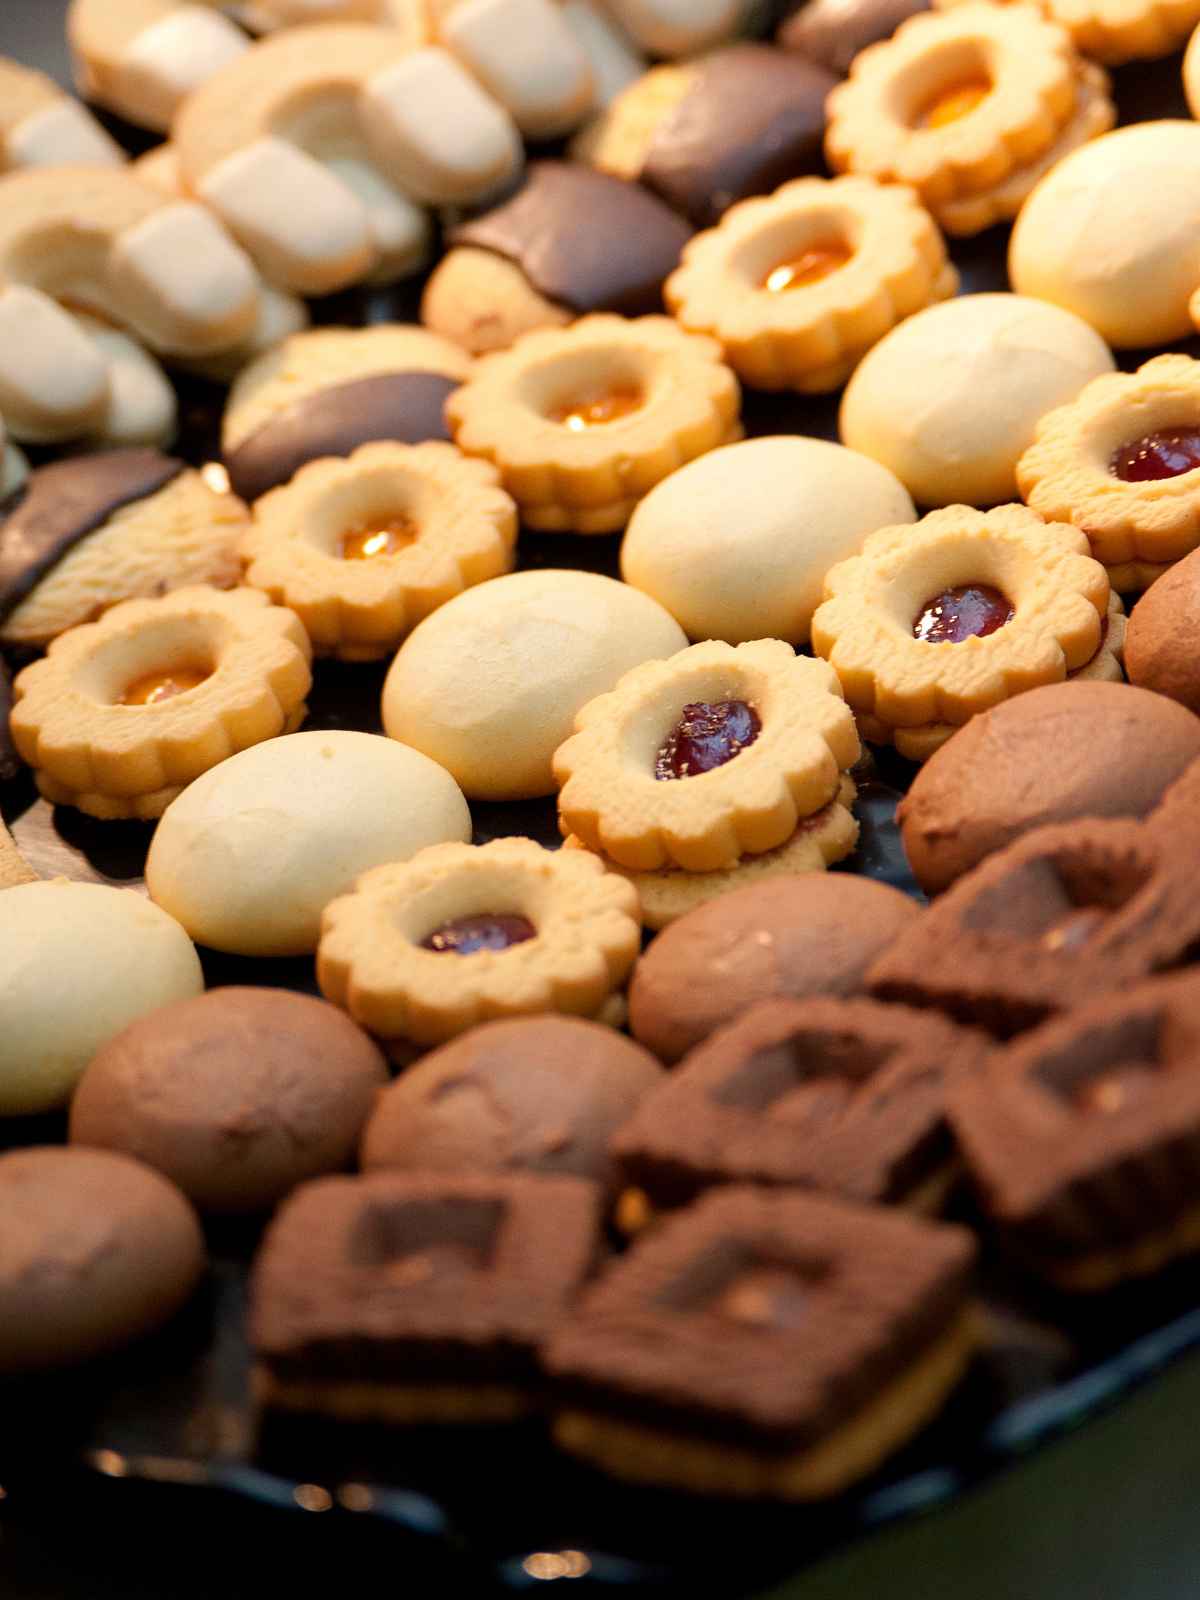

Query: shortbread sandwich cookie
[10,584,311,821]
[779,0,931,75]
[571,44,837,229]
[422,162,693,356]
[0,55,124,171]
[241,441,517,660]
[664,175,957,393]
[825,4,1114,236]
[222,324,473,504]
[317,837,641,1049]
[445,314,741,534]
[543,1186,978,1498]
[1018,355,1200,592]
[811,504,1111,761]
[0,449,247,650]
[250,1170,604,1424]
[940,0,1200,65]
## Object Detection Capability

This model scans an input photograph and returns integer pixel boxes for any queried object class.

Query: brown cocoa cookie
[0,656,18,783]
[360,1015,664,1196]
[898,682,1200,897]
[628,874,922,1064]
[1126,547,1200,713]
[70,988,390,1214]
[778,0,931,76]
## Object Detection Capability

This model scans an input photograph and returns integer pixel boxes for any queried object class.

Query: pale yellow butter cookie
[939,0,1200,64]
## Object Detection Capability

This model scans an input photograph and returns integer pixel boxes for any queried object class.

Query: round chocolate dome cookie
[1126,548,1200,714]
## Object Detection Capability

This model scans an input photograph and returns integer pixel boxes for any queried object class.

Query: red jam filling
[1111,430,1200,483]
[420,914,536,955]
[655,700,761,781]
[1072,1064,1156,1116]
[913,585,1014,645]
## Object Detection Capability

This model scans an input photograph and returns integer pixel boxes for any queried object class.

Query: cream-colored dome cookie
[382,568,687,801]
[620,435,915,647]
[242,442,517,660]
[317,838,642,1047]
[1018,355,1200,589]
[840,293,1115,507]
[553,639,860,872]
[939,0,1200,64]
[664,175,957,392]
[446,314,741,534]
[811,504,1110,747]
[1010,121,1200,349]
[10,585,311,820]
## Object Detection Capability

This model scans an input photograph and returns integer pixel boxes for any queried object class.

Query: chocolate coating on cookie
[0,656,17,782]
[70,988,390,1213]
[451,162,693,316]
[1126,549,1200,714]
[223,371,460,503]
[898,683,1200,897]
[643,46,836,228]
[778,0,931,76]
[0,449,183,624]
[629,875,922,1064]
[361,1016,664,1195]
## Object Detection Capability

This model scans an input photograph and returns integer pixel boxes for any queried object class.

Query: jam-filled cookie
[10,585,311,821]
[222,324,473,504]
[445,315,741,534]
[317,837,641,1049]
[1018,355,1200,592]
[942,0,1200,64]
[779,0,931,76]
[0,54,124,172]
[554,638,860,876]
[241,442,517,661]
[422,162,693,356]
[571,45,837,229]
[825,3,1113,236]
[664,175,957,393]
[0,450,246,650]
[811,504,1111,760]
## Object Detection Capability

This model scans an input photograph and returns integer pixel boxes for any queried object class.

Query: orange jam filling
[549,387,644,431]
[761,242,852,293]
[340,515,417,561]
[120,666,210,707]
[919,78,991,130]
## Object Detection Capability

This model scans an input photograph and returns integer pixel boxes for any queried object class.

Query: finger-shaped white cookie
[0,285,112,444]
[598,0,748,55]
[178,283,312,383]
[562,0,647,109]
[69,0,250,134]
[70,314,179,447]
[238,0,429,31]
[438,0,595,138]
[0,167,261,360]
[0,57,125,172]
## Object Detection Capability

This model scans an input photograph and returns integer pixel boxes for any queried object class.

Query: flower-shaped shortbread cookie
[242,442,517,660]
[317,837,641,1047]
[940,0,1200,66]
[446,314,741,533]
[1017,355,1200,593]
[553,639,860,872]
[665,175,958,393]
[825,4,1113,235]
[564,774,860,928]
[811,505,1110,748]
[10,586,311,820]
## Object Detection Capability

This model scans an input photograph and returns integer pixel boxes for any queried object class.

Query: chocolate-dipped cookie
[629,874,922,1064]
[572,45,836,229]
[0,449,246,649]
[778,0,931,76]
[898,682,1200,896]
[361,1016,664,1196]
[0,656,18,783]
[423,162,693,356]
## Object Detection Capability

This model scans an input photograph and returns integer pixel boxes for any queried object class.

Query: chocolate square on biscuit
[613,996,987,1213]
[250,1170,603,1423]
[544,1186,976,1498]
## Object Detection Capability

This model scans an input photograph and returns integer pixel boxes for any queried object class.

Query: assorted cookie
[0,53,124,171]
[1125,544,1200,715]
[940,0,1200,66]
[779,0,931,75]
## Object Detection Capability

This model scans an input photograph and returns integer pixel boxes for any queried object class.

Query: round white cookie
[621,435,915,646]
[145,729,472,957]
[840,293,1115,508]
[1010,121,1200,350]
[0,880,203,1115]
[382,568,688,800]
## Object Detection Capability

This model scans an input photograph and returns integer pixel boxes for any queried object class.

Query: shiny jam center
[716,1266,809,1331]
[420,913,536,955]
[913,585,1014,645]
[761,242,852,293]
[340,514,417,560]
[655,700,762,781]
[1110,430,1200,483]
[919,78,992,129]
[549,387,644,431]
[120,666,210,706]
[1072,1064,1156,1116]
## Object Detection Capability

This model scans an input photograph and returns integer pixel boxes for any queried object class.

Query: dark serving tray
[3,7,1200,1592]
